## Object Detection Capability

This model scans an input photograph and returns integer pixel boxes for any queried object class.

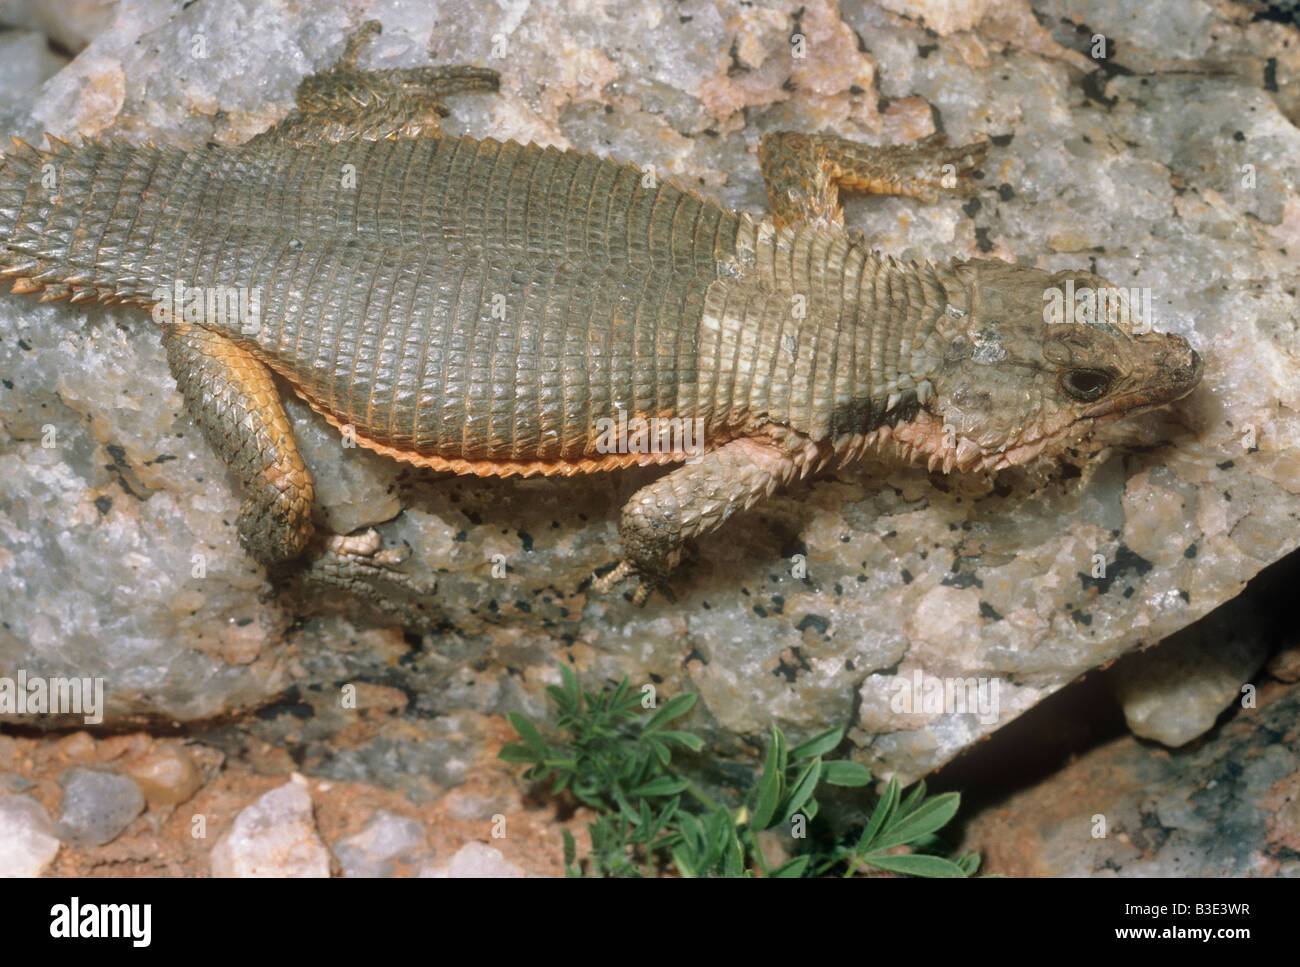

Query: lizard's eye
[1061,369,1112,402]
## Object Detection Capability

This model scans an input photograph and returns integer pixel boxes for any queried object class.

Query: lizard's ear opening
[1060,368,1112,402]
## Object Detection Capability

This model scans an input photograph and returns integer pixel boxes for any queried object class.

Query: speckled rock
[52,767,145,846]
[960,682,1300,877]
[0,0,1297,785]
[333,809,427,878]
[210,775,330,878]
[0,793,60,876]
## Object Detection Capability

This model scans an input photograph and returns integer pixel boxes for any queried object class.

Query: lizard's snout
[1136,334,1203,408]
[1162,339,1203,390]
[1181,347,1203,384]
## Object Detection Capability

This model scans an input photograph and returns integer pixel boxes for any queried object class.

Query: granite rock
[0,0,1296,783]
[960,681,1300,877]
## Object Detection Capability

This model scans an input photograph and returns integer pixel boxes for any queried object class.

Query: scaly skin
[0,21,1203,607]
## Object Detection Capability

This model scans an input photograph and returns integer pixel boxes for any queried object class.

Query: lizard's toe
[592,555,676,605]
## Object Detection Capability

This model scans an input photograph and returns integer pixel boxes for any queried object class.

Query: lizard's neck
[698,215,963,449]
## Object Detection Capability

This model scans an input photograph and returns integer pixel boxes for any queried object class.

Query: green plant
[498,665,978,878]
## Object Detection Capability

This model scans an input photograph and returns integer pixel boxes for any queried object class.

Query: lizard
[0,21,1202,608]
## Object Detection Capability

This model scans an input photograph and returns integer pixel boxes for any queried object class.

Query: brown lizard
[0,21,1202,607]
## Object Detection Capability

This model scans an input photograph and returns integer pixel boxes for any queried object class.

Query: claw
[591,558,673,605]
[593,559,633,594]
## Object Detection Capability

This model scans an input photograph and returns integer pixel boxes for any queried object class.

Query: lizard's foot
[296,528,437,606]
[758,129,991,225]
[881,132,990,201]
[592,549,682,606]
[252,19,500,146]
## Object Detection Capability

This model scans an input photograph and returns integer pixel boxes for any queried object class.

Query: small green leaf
[648,730,705,752]
[872,791,961,851]
[723,829,745,877]
[858,852,969,877]
[769,855,811,878]
[703,807,734,870]
[819,760,873,787]
[647,797,680,838]
[751,726,784,829]
[899,779,928,815]
[671,845,698,878]
[629,776,690,797]
[779,759,822,825]
[496,742,541,765]
[788,727,843,761]
[558,664,580,705]
[544,684,570,713]
[677,811,707,852]
[854,777,900,858]
[645,693,696,731]
[507,712,546,753]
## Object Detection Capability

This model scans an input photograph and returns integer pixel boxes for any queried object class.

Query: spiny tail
[0,134,180,307]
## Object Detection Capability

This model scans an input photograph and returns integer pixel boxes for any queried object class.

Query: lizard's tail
[0,134,170,307]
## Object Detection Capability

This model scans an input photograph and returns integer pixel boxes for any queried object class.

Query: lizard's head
[893,260,1202,473]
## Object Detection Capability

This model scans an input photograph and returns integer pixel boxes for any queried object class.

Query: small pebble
[419,843,524,878]
[0,773,35,793]
[0,794,60,876]
[56,731,95,761]
[126,746,202,807]
[210,775,330,877]
[334,809,427,877]
[53,767,145,846]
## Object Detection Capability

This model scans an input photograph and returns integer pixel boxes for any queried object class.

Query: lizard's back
[0,135,745,469]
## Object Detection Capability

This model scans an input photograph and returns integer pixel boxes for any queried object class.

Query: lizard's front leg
[161,321,429,601]
[596,435,814,605]
[758,131,988,228]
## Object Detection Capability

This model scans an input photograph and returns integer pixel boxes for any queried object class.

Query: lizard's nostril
[1165,343,1202,383]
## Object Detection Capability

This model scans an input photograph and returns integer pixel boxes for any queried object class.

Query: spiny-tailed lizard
[0,22,1202,607]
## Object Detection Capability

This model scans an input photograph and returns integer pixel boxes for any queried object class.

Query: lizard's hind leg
[162,321,316,567]
[161,321,433,606]
[758,131,989,229]
[249,19,499,147]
